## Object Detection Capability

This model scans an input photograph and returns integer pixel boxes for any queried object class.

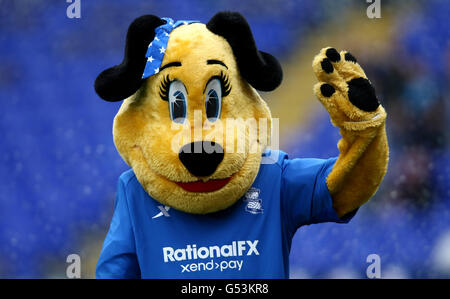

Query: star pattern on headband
[142,18,199,79]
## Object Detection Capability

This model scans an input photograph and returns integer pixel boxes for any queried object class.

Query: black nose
[178,141,224,177]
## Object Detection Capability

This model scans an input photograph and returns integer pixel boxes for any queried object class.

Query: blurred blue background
[0,0,448,278]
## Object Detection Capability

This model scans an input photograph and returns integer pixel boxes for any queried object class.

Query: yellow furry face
[113,23,272,214]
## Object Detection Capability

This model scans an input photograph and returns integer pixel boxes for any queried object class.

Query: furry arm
[312,47,389,217]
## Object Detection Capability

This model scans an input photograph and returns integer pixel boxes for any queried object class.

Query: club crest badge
[244,188,263,214]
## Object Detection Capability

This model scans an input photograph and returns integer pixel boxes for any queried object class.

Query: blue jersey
[96,150,355,278]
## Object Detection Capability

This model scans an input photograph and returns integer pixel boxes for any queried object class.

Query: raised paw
[312,47,382,126]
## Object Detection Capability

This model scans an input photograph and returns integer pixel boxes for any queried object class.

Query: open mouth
[175,177,232,192]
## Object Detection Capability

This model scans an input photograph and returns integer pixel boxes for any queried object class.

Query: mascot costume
[95,12,388,278]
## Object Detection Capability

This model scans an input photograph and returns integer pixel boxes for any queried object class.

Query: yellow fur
[112,23,387,218]
[312,47,389,217]
[113,24,271,214]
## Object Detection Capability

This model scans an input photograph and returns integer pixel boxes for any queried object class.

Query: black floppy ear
[95,15,166,101]
[206,12,283,92]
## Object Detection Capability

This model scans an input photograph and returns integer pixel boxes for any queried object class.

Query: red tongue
[175,177,231,192]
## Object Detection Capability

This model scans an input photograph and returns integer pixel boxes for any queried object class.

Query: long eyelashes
[205,71,232,97]
[218,71,232,96]
[158,72,232,101]
[159,75,172,101]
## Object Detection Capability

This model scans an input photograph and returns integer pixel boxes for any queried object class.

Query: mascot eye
[205,78,222,122]
[168,80,188,124]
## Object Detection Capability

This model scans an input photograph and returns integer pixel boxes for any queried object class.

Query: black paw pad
[320,84,335,97]
[347,78,380,112]
[326,48,341,62]
[321,58,334,73]
[345,52,357,63]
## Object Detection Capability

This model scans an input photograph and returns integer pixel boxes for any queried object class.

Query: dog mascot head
[95,12,283,214]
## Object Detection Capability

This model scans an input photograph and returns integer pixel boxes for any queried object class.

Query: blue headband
[142,17,198,79]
